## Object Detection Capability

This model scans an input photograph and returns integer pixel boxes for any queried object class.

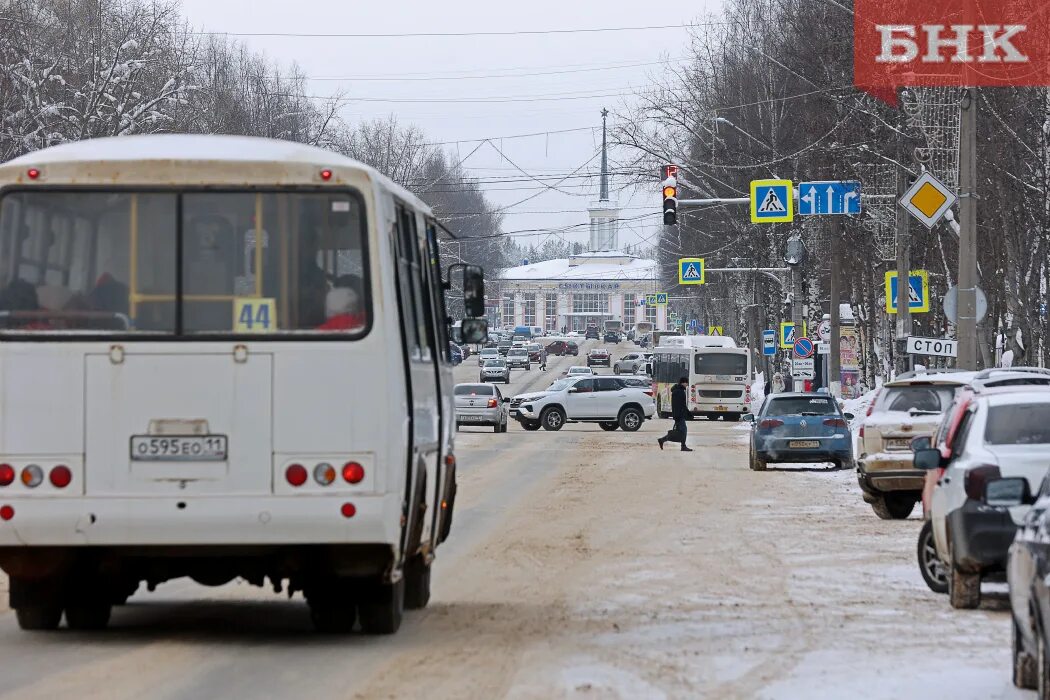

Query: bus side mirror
[463,265,485,318]
[460,318,488,345]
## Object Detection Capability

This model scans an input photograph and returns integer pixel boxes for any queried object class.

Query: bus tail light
[823,418,848,428]
[343,462,365,484]
[759,419,784,429]
[49,465,72,488]
[313,463,336,486]
[0,505,12,521]
[340,502,356,518]
[285,464,308,487]
[0,464,13,487]
[21,465,43,488]
[27,168,40,180]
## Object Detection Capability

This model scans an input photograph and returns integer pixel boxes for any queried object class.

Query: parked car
[479,358,511,384]
[744,393,855,471]
[449,343,463,366]
[506,347,531,370]
[857,369,976,520]
[478,347,500,366]
[510,376,655,432]
[586,348,611,368]
[918,386,1050,609]
[1006,474,1050,692]
[527,343,546,364]
[546,340,579,357]
[454,383,509,433]
[458,344,471,359]
[562,366,594,378]
[613,352,647,375]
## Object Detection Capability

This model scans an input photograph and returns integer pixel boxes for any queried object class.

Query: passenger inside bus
[317,286,365,331]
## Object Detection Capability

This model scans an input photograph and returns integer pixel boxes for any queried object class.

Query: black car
[1006,474,1050,692]
[585,326,600,340]
[545,340,579,356]
[603,332,620,343]
[497,340,512,356]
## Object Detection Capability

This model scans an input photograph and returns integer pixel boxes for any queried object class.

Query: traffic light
[662,182,678,225]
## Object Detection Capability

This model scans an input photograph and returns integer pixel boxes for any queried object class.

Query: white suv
[510,376,655,432]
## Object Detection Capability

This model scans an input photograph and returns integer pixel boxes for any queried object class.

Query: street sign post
[900,172,957,230]
[885,270,930,314]
[798,181,862,216]
[906,336,958,358]
[678,258,706,285]
[791,358,815,379]
[793,337,815,359]
[762,330,777,356]
[750,179,794,224]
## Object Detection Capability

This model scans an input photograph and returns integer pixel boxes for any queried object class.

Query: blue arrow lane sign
[793,337,815,359]
[798,181,862,216]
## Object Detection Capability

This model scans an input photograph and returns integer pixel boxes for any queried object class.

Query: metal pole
[829,218,842,398]
[791,264,804,391]
[957,87,978,370]
[895,143,913,375]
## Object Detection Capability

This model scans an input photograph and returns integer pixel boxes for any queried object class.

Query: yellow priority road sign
[900,172,957,229]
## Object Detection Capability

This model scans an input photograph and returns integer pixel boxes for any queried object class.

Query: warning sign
[678,257,706,285]
[750,179,794,224]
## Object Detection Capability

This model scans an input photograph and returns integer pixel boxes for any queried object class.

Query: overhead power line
[193,23,709,39]
[309,57,687,82]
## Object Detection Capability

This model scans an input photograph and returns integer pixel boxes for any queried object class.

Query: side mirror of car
[460,318,488,345]
[843,412,855,421]
[742,414,756,422]
[910,436,931,451]
[913,447,943,470]
[984,477,1035,507]
[502,397,509,403]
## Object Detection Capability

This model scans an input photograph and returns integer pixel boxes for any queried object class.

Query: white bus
[602,318,623,335]
[0,134,487,634]
[652,335,752,421]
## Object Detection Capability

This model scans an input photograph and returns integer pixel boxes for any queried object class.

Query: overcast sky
[178,0,726,252]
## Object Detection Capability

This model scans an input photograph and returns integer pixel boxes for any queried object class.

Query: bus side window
[423,220,451,362]
[395,205,431,361]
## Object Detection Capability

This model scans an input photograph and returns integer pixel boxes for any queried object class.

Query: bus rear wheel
[15,604,63,631]
[358,578,405,635]
[65,603,112,631]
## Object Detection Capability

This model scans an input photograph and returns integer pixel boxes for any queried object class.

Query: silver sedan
[479,359,511,384]
[454,383,510,433]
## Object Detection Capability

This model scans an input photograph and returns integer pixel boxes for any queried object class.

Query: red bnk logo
[855,0,1050,104]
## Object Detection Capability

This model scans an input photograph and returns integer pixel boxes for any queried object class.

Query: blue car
[745,392,855,471]
[449,343,463,366]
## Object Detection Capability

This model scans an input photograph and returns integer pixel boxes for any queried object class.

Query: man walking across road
[658,376,693,452]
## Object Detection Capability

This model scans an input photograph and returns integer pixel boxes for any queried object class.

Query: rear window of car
[880,385,955,413]
[765,397,837,416]
[454,385,494,396]
[985,403,1050,444]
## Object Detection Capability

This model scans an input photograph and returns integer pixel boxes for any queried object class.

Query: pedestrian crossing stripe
[750,179,794,224]
[677,257,706,285]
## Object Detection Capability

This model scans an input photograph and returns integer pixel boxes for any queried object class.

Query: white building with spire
[497,110,664,333]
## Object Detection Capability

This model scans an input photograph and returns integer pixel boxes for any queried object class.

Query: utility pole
[956,87,978,370]
[895,136,913,375]
[829,217,842,397]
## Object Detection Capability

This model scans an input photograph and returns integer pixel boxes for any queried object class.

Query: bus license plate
[789,440,820,449]
[131,435,228,461]
[715,405,727,411]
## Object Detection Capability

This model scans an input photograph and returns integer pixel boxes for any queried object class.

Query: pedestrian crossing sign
[656,293,668,306]
[779,320,808,348]
[678,257,706,285]
[645,294,657,306]
[750,179,794,224]
[885,270,930,314]
[708,326,723,336]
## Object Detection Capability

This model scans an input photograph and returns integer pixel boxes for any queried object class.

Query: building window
[623,293,635,322]
[545,293,558,330]
[502,295,515,326]
[572,293,609,315]
[523,297,536,326]
[646,301,657,325]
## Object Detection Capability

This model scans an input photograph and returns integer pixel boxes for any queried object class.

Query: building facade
[497,251,665,332]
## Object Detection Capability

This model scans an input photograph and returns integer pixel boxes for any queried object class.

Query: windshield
[765,397,837,416]
[985,403,1050,445]
[0,190,369,336]
[568,367,590,374]
[881,386,955,413]
[454,384,493,396]
[484,360,505,367]
[548,379,573,391]
[695,352,748,375]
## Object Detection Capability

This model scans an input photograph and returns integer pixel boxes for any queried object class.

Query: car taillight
[0,464,13,487]
[285,464,308,487]
[964,465,1002,500]
[487,398,498,408]
[759,419,784,428]
[823,418,848,428]
[343,462,365,484]
[49,465,72,488]
[644,390,654,397]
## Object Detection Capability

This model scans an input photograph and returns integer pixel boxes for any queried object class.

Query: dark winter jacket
[671,383,688,420]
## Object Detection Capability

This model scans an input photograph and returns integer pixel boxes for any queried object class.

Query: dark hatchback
[745,393,855,471]
[546,340,579,356]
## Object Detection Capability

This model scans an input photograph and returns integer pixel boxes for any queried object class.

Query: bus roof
[659,335,737,349]
[1,134,433,214]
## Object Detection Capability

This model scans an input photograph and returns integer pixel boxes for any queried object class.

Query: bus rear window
[0,190,369,337]
[695,353,748,375]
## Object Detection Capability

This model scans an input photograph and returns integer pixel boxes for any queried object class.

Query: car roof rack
[972,367,1050,380]
[894,368,970,380]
